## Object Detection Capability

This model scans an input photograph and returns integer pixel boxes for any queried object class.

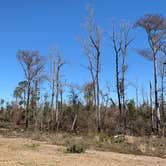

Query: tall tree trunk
[23,88,26,109]
[150,81,154,132]
[161,72,164,117]
[153,54,160,132]
[122,55,126,129]
[60,87,63,113]
[50,79,55,122]
[50,60,56,125]
[26,80,30,129]
[55,65,60,129]
[116,52,122,115]
[34,81,39,131]
[96,48,101,132]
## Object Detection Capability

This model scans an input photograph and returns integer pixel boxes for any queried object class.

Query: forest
[0,5,166,138]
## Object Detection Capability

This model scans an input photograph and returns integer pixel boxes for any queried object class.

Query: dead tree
[150,81,154,131]
[111,21,133,124]
[82,5,102,132]
[111,24,122,115]
[135,14,166,133]
[120,22,133,117]
[159,45,166,117]
[17,50,45,129]
[49,47,65,130]
[49,55,56,123]
[158,55,166,117]
[32,74,46,131]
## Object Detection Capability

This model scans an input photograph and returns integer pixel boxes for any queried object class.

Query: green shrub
[66,144,85,153]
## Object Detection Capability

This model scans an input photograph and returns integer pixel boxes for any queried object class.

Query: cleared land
[0,137,165,166]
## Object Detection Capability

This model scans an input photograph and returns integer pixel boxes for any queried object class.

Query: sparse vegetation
[1,1,166,165]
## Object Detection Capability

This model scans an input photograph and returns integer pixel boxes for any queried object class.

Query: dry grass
[0,136,166,166]
[1,128,166,157]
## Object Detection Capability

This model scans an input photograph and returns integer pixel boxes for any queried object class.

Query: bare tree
[110,24,122,115]
[135,14,166,132]
[120,22,134,118]
[32,74,46,131]
[158,55,166,117]
[49,47,66,130]
[17,50,45,129]
[150,81,154,131]
[49,55,56,123]
[111,21,133,125]
[82,5,102,132]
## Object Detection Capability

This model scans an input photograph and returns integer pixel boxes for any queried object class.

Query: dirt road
[0,137,165,166]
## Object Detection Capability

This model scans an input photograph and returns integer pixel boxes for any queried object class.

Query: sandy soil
[0,136,165,166]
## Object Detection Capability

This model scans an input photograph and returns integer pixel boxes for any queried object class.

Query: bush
[66,144,85,153]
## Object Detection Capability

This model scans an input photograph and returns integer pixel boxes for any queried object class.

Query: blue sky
[0,0,165,102]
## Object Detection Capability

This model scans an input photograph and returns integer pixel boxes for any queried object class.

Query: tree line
[1,6,166,136]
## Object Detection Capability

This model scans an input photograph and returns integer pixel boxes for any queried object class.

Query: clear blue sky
[0,0,165,102]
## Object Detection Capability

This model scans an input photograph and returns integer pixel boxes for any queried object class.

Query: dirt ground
[0,136,165,166]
